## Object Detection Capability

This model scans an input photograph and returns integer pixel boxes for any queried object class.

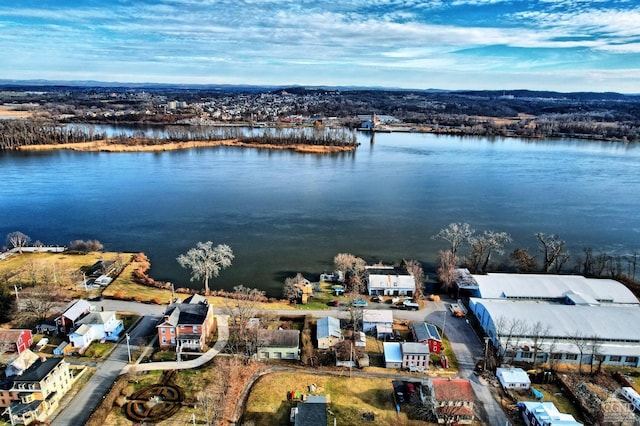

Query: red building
[0,329,33,355]
[411,322,443,353]
[156,294,215,351]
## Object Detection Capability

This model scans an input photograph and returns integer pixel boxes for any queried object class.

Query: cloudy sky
[1,1,639,92]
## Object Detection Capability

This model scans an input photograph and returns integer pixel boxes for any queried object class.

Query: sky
[1,1,639,92]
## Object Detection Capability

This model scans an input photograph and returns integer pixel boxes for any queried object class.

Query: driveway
[50,314,160,426]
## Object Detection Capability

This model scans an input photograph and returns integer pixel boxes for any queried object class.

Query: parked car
[371,296,384,303]
[352,299,369,307]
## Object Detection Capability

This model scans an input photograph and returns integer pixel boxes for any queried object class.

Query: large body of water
[1,129,639,296]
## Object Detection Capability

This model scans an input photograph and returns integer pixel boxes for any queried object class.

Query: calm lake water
[1,131,639,296]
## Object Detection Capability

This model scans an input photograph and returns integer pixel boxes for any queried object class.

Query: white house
[366,266,415,296]
[496,367,531,390]
[68,311,123,353]
[362,309,393,339]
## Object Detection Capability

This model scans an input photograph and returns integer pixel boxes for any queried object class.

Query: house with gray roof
[256,329,300,361]
[316,316,342,349]
[156,295,215,351]
[68,311,123,353]
[412,322,443,353]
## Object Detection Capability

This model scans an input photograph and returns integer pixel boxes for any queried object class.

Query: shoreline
[17,138,357,154]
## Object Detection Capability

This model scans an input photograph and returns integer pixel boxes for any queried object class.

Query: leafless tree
[283,273,305,302]
[333,253,366,294]
[432,222,474,257]
[529,321,551,370]
[403,259,425,299]
[510,248,537,273]
[19,281,63,324]
[535,233,570,273]
[436,250,458,293]
[223,285,264,356]
[495,316,528,364]
[571,330,588,375]
[177,241,234,295]
[466,230,512,273]
[629,249,638,281]
[6,231,30,253]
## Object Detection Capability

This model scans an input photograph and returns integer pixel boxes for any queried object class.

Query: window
[170,328,175,335]
[162,337,166,344]
[161,328,165,334]
[551,353,562,360]
[565,354,578,360]
[609,356,622,362]
[625,356,638,364]
[520,352,533,359]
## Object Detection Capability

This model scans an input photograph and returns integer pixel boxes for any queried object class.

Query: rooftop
[362,309,393,323]
[471,273,638,304]
[431,378,474,402]
[383,342,402,363]
[412,322,442,342]
[258,329,300,348]
[316,316,341,340]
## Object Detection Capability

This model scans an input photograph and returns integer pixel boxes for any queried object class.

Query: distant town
[1,83,639,147]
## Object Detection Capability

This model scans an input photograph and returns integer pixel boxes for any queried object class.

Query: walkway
[121,314,229,374]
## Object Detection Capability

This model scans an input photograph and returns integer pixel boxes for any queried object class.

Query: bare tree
[535,233,570,273]
[587,335,604,375]
[6,231,30,253]
[570,330,588,375]
[629,249,638,281]
[68,239,103,253]
[466,230,512,273]
[529,321,551,370]
[177,241,234,295]
[333,253,366,294]
[223,285,265,356]
[403,259,425,299]
[19,281,63,323]
[436,250,458,293]
[282,274,303,303]
[432,222,474,257]
[495,316,528,365]
[510,248,537,273]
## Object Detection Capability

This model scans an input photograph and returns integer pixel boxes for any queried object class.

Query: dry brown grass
[0,105,34,118]
[244,371,426,425]
[18,138,356,153]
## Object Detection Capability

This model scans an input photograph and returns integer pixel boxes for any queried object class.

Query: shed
[496,367,531,390]
[383,342,402,368]
[53,341,71,356]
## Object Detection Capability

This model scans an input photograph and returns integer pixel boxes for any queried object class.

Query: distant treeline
[405,113,640,142]
[0,119,106,150]
[0,120,359,150]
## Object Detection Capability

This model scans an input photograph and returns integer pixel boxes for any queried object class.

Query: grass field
[243,372,428,425]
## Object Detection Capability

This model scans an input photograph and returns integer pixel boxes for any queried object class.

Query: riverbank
[17,138,357,154]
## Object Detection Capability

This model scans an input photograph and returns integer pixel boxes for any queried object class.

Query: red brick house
[430,378,475,424]
[0,329,33,355]
[156,294,215,351]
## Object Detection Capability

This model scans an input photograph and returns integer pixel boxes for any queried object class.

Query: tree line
[0,119,106,150]
[433,222,640,293]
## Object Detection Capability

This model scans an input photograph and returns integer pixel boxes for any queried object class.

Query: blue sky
[1,1,639,92]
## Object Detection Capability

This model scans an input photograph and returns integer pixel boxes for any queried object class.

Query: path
[121,314,229,373]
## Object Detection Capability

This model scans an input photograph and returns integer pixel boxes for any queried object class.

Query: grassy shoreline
[17,138,357,154]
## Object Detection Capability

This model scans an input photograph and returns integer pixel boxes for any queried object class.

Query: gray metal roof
[473,273,638,304]
[412,322,441,342]
[473,298,640,343]
[316,316,341,340]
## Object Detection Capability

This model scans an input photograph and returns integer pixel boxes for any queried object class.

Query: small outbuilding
[383,342,402,369]
[496,367,531,390]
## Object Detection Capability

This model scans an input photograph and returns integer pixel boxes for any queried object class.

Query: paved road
[50,314,160,426]
[50,298,509,425]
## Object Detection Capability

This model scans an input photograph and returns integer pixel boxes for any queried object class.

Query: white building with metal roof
[471,298,640,368]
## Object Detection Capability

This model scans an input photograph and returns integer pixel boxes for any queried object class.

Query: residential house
[496,367,531,390]
[383,342,430,371]
[68,311,123,353]
[2,357,73,425]
[56,299,92,334]
[5,350,39,377]
[383,342,402,368]
[293,394,329,426]
[412,322,443,353]
[156,294,215,351]
[401,342,430,372]
[430,378,475,424]
[362,309,393,339]
[256,329,300,361]
[519,401,582,426]
[0,329,32,355]
[366,265,415,296]
[316,316,342,349]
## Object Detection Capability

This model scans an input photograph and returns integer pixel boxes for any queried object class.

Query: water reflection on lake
[1,130,639,296]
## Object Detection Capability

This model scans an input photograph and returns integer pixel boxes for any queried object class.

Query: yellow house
[2,357,73,425]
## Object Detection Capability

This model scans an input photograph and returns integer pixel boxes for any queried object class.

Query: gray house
[316,316,342,349]
[256,329,300,361]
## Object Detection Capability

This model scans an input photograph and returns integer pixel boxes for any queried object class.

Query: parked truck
[402,300,420,311]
